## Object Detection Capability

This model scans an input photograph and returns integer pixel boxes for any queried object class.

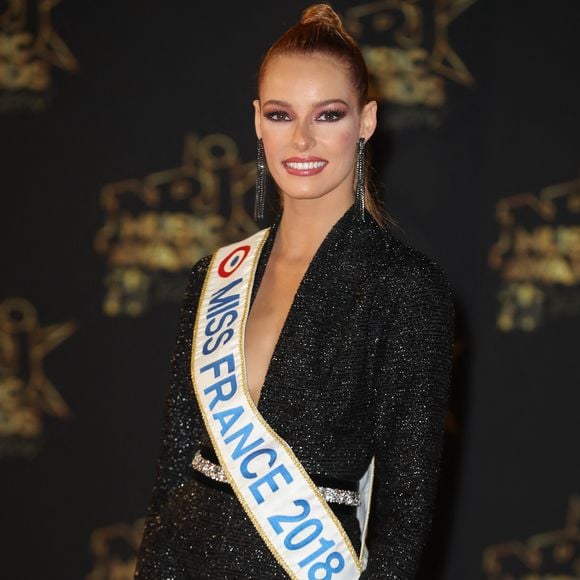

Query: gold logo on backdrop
[488,172,580,332]
[94,133,257,317]
[483,495,580,578]
[0,297,76,457]
[345,0,477,129]
[86,518,145,579]
[0,0,78,112]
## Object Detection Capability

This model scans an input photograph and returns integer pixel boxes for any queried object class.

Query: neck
[273,191,354,261]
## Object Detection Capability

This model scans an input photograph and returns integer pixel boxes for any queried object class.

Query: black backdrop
[1,1,579,578]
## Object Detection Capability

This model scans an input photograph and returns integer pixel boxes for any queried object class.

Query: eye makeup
[264,110,292,122]
[263,107,348,123]
[315,108,347,122]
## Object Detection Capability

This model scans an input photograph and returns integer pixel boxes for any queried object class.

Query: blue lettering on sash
[201,278,243,354]
[201,355,239,410]
[208,277,242,313]
[203,375,238,411]
[224,422,264,460]
[202,329,234,355]
[240,448,277,478]
[200,354,235,378]
[207,301,240,319]
[267,500,344,571]
[212,405,244,436]
[249,464,294,504]
[205,310,238,336]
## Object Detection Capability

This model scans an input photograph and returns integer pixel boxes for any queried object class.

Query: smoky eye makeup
[315,108,347,122]
[264,111,290,121]
[261,100,350,122]
[263,109,292,122]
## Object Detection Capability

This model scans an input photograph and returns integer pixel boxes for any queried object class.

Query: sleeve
[135,256,211,578]
[360,257,455,579]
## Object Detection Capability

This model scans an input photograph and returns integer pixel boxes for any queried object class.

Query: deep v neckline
[247,203,358,413]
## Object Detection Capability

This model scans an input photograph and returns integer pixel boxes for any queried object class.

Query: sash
[190,227,373,579]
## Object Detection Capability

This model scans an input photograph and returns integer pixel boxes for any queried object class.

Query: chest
[242,267,380,477]
[197,235,387,478]
[245,256,378,429]
[244,257,311,405]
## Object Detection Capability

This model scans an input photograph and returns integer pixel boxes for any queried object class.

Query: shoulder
[191,254,212,278]
[181,254,212,298]
[371,225,451,288]
[370,226,454,309]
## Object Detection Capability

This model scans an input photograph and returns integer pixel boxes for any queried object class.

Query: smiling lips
[282,156,328,176]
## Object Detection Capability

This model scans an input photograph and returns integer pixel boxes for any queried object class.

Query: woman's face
[254,53,376,206]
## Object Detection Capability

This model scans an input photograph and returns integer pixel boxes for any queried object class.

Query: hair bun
[300,3,344,31]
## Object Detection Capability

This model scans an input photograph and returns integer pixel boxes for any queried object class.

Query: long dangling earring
[254,138,266,222]
[355,137,366,222]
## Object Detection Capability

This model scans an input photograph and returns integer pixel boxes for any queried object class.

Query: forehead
[260,53,356,104]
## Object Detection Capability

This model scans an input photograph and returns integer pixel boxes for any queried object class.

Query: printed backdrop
[1,1,579,578]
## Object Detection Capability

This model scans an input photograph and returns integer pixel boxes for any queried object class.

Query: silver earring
[355,137,366,221]
[255,138,266,222]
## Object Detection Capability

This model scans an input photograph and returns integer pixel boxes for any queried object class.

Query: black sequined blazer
[135,202,455,579]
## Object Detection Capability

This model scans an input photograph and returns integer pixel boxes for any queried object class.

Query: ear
[359,100,377,141]
[253,99,262,140]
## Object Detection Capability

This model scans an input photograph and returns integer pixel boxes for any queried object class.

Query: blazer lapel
[248,203,386,431]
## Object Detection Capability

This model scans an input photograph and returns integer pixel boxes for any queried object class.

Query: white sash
[190,227,373,579]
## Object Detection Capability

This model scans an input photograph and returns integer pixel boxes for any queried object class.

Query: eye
[264,110,292,122]
[316,109,346,122]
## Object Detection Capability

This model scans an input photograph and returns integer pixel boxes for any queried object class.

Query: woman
[135,4,454,579]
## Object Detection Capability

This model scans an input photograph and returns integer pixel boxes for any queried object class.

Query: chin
[280,188,333,202]
[274,177,339,201]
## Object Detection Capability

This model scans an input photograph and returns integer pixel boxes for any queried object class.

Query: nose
[293,119,315,152]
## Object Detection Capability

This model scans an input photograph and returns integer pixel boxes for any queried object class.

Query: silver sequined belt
[191,449,361,507]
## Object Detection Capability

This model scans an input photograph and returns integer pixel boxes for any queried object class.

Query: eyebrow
[262,99,350,108]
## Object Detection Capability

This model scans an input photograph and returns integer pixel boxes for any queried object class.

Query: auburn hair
[257,3,392,227]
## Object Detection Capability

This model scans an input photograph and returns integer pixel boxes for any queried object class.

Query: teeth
[286,161,326,170]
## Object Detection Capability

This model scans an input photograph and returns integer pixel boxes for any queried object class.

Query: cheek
[328,129,358,162]
[320,122,359,153]
[262,144,277,172]
[260,129,285,161]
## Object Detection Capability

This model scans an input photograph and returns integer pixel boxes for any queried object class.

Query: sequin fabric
[135,202,455,579]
